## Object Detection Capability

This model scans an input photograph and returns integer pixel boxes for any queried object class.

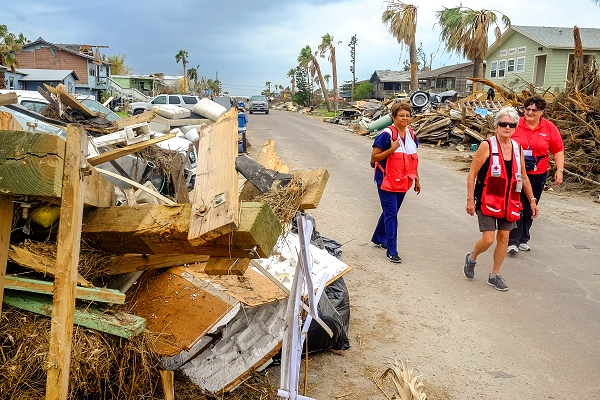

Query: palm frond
[380,359,427,400]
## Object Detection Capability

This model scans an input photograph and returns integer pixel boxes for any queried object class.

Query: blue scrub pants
[371,186,406,256]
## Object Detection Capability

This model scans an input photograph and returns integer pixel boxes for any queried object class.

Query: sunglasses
[497,122,517,128]
[525,107,541,112]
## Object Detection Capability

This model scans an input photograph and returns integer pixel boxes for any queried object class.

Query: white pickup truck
[129,94,200,115]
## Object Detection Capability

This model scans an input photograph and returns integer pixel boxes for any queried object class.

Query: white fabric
[155,105,191,119]
[382,126,418,155]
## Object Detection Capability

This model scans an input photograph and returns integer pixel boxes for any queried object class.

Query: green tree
[287,68,297,95]
[293,67,310,107]
[382,2,419,91]
[354,81,374,100]
[298,45,331,112]
[175,50,189,91]
[187,65,199,94]
[318,33,341,113]
[435,6,510,91]
[0,25,27,89]
[103,54,131,75]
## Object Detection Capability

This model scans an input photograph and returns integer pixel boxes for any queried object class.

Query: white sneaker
[518,243,531,251]
[507,245,519,254]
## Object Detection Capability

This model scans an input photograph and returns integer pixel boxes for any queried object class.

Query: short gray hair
[494,107,519,126]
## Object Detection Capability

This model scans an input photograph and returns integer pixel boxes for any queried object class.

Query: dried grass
[252,173,305,230]
[0,307,162,400]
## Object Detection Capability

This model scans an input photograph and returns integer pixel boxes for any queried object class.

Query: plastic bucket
[193,98,228,122]
[184,128,199,142]
[368,113,392,132]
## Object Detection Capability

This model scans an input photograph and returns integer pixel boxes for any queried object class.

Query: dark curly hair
[391,101,412,117]
[524,94,547,111]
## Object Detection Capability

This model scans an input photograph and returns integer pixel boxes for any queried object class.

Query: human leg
[373,187,405,256]
[471,230,495,261]
[492,230,510,274]
[519,173,546,246]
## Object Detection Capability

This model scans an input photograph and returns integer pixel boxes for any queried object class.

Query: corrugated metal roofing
[18,68,77,81]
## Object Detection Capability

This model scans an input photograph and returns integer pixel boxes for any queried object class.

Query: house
[370,63,481,100]
[486,25,600,91]
[15,68,78,92]
[14,37,111,100]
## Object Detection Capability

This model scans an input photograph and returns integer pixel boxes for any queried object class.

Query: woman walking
[464,107,539,291]
[371,102,420,263]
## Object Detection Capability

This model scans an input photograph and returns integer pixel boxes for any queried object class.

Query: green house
[486,25,600,92]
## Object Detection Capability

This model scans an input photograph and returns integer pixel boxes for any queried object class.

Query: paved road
[246,110,600,400]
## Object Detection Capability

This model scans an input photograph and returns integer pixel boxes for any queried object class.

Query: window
[21,100,47,113]
[516,57,525,72]
[507,59,515,73]
[508,48,516,55]
[490,61,498,78]
[499,49,508,56]
[8,77,14,90]
[182,96,198,104]
[151,95,167,105]
[168,96,181,105]
[517,46,527,54]
[498,60,506,78]
[68,82,73,93]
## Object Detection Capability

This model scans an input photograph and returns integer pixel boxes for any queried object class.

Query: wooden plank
[81,202,281,258]
[170,152,190,204]
[297,169,330,210]
[96,168,175,204]
[3,290,145,338]
[188,107,239,244]
[87,131,178,166]
[0,110,24,130]
[160,370,175,400]
[46,124,87,400]
[240,139,289,201]
[204,257,250,276]
[0,195,14,316]
[45,83,95,118]
[0,92,18,106]
[114,110,157,131]
[127,268,237,356]
[4,275,125,304]
[103,253,209,275]
[0,130,114,207]
[8,246,92,287]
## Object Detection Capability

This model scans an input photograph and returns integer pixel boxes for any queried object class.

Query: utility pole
[349,34,357,100]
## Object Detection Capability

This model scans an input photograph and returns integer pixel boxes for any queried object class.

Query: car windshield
[80,99,121,121]
[251,96,267,102]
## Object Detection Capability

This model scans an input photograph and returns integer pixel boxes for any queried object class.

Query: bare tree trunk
[572,26,584,93]
[332,50,339,114]
[313,58,332,112]
[0,72,5,90]
[409,41,418,91]
[472,58,484,92]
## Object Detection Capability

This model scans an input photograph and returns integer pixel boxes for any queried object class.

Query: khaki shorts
[476,210,517,232]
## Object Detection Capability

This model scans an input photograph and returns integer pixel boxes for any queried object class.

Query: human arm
[520,148,539,218]
[552,150,565,185]
[371,139,400,163]
[466,141,489,216]
[413,169,421,194]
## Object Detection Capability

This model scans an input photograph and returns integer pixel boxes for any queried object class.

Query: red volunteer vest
[375,125,419,192]
[480,137,523,222]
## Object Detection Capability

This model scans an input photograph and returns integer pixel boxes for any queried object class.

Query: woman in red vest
[464,107,539,291]
[507,95,564,254]
[371,102,420,263]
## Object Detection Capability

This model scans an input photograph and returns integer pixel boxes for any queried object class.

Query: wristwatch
[530,197,537,202]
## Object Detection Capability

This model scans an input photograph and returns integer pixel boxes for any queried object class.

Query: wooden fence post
[45,125,88,400]
[0,194,14,317]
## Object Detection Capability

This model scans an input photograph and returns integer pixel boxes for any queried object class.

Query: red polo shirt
[511,117,564,175]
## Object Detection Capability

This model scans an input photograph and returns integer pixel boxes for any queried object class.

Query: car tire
[133,109,144,115]
[265,110,269,114]
[249,111,253,114]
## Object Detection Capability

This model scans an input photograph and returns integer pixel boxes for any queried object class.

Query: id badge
[515,173,523,192]
[524,149,533,157]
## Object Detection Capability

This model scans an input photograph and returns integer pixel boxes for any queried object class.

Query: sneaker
[463,252,476,279]
[507,245,519,254]
[518,243,531,252]
[373,242,387,250]
[487,274,509,291]
[386,253,402,263]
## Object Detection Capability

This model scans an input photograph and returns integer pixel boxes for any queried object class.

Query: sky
[2,0,599,97]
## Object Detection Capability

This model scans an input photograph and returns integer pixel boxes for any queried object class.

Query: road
[245,109,600,400]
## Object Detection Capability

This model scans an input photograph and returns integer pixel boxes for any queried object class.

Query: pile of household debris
[0,88,348,399]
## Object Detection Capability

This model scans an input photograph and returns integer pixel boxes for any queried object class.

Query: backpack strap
[387,125,398,141]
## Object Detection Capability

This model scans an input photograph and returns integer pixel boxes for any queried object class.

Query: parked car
[129,94,200,116]
[248,95,269,114]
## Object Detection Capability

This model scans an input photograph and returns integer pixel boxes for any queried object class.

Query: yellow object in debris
[31,204,61,228]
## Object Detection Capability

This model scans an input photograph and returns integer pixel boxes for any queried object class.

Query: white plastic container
[183,127,199,142]
[193,98,228,122]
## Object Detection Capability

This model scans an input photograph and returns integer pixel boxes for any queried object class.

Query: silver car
[248,95,269,114]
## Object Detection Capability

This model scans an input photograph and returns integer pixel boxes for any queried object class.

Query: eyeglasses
[497,122,517,128]
[396,114,411,119]
[525,107,541,113]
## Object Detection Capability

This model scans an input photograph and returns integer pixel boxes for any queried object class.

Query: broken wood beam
[46,124,87,400]
[114,110,157,130]
[297,169,330,210]
[0,130,115,207]
[3,291,145,338]
[0,195,14,317]
[82,202,281,258]
[188,108,239,244]
[4,275,125,304]
[87,131,178,166]
[240,140,289,201]
[236,155,293,193]
[44,83,95,118]
[103,254,210,275]
[0,92,18,106]
[204,257,250,276]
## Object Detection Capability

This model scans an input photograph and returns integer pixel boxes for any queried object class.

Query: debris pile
[0,90,343,398]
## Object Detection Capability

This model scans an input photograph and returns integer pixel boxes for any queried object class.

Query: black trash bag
[291,212,343,260]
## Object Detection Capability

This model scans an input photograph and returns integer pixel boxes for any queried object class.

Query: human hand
[531,202,539,218]
[390,138,401,151]
[466,199,475,216]
[555,169,563,185]
[414,180,421,194]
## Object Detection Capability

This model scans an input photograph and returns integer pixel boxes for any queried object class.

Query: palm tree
[187,65,199,94]
[287,68,297,95]
[435,6,510,92]
[382,2,418,92]
[318,33,342,113]
[0,25,27,89]
[298,45,331,112]
[175,50,189,92]
[323,74,331,93]
[265,81,271,95]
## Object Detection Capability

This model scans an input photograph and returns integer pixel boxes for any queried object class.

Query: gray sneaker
[464,252,476,279]
[488,274,508,291]
[518,243,531,251]
[507,245,519,254]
